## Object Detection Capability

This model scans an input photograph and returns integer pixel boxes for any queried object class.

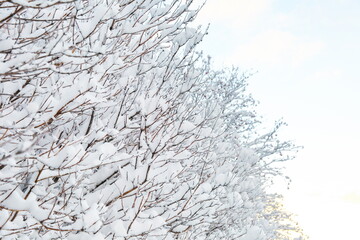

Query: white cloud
[228,30,324,68]
[196,1,324,69]
[196,0,271,28]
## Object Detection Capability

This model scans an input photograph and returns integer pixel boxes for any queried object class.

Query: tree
[0,0,306,239]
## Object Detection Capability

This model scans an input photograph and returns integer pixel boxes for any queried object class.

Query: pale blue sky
[196,0,360,239]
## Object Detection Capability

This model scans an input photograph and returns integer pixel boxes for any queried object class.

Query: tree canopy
[0,0,306,239]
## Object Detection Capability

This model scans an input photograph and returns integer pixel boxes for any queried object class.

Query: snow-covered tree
[0,0,306,239]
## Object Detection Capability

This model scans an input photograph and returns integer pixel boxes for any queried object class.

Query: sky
[195,0,360,239]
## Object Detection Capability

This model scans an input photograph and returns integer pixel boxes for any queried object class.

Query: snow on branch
[0,0,306,239]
